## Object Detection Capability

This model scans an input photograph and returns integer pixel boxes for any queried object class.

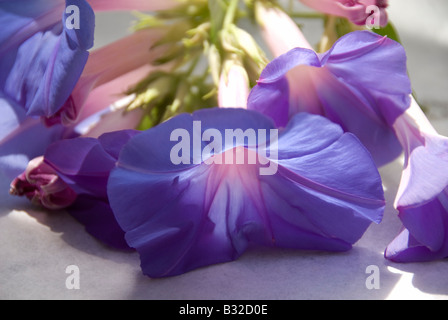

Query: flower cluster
[2,0,447,278]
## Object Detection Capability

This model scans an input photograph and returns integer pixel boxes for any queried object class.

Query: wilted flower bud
[10,157,77,210]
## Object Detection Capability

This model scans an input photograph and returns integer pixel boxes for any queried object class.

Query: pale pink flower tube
[256,4,313,58]
[218,63,250,109]
[299,0,388,27]
[49,28,167,136]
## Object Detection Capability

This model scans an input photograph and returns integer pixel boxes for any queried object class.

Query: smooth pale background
[1,0,447,300]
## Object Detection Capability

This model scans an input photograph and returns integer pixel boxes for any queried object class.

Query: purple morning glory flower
[385,98,448,262]
[0,2,163,183]
[0,0,95,119]
[248,31,412,167]
[10,130,139,251]
[107,108,385,278]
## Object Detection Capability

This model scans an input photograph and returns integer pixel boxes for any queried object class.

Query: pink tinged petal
[10,156,77,210]
[218,64,250,109]
[256,4,313,58]
[88,0,180,12]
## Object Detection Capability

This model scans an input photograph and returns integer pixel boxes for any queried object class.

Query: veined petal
[44,130,139,198]
[0,0,62,54]
[0,0,95,118]
[248,31,411,167]
[108,108,385,277]
[305,65,403,166]
[323,31,411,124]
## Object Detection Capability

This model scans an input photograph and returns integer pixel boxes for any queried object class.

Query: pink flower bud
[218,62,250,109]
[299,0,388,27]
[10,157,77,210]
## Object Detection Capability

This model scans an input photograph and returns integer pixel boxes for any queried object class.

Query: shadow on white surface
[3,158,446,300]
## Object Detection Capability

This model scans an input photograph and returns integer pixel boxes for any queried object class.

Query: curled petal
[385,219,448,263]
[0,0,95,118]
[385,98,448,261]
[44,130,139,197]
[11,130,140,250]
[248,31,412,167]
[108,108,384,277]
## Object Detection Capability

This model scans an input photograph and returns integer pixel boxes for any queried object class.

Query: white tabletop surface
[1,0,447,300]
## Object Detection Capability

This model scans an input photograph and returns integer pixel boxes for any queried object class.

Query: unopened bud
[10,157,77,210]
[218,58,250,109]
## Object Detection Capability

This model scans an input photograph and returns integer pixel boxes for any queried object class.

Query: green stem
[288,12,326,19]
[223,0,240,28]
